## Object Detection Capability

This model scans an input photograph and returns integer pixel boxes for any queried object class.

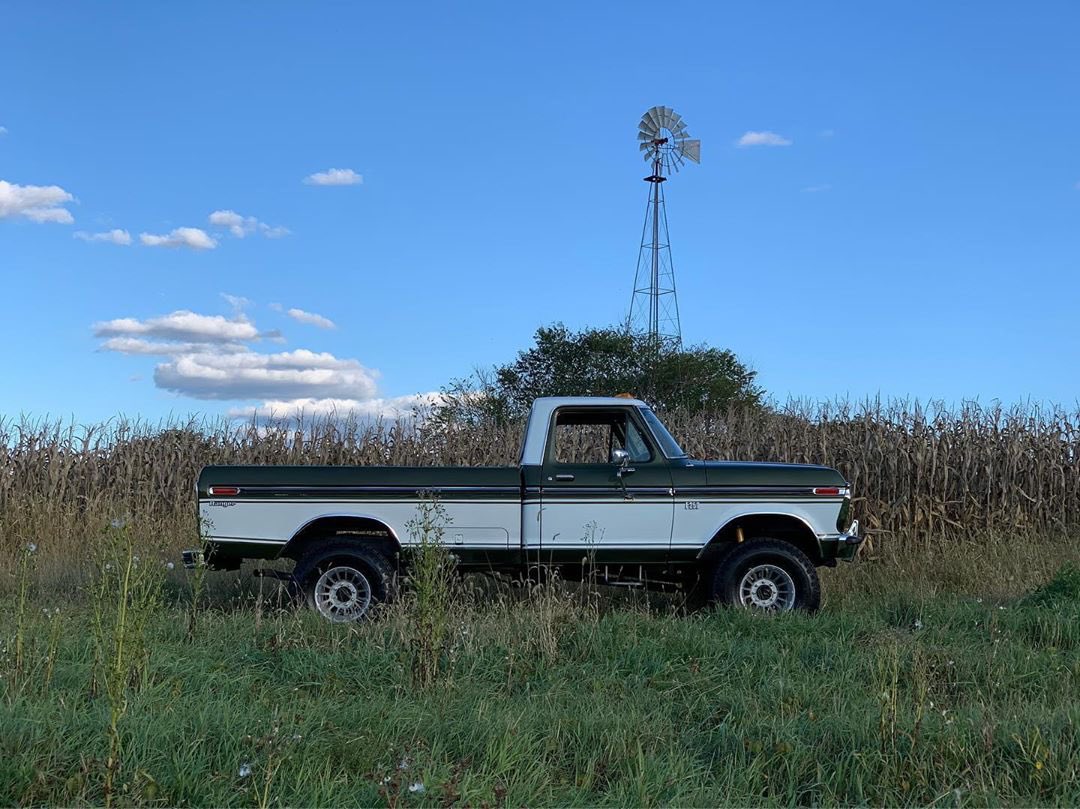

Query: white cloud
[286,307,336,329]
[92,306,418,420]
[154,348,379,401]
[208,210,290,239]
[736,131,793,148]
[303,168,363,186]
[140,227,217,250]
[260,328,286,344]
[208,210,252,237]
[0,126,7,136]
[220,293,252,311]
[0,179,75,224]
[93,310,259,343]
[228,393,441,423]
[99,337,250,356]
[801,184,832,193]
[74,228,131,245]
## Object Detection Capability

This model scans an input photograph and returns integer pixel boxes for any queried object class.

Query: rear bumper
[820,520,863,562]
[838,519,862,546]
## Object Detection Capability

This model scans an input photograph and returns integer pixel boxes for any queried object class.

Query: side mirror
[611,448,630,466]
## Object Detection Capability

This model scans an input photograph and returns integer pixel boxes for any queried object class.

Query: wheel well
[702,514,822,565]
[280,516,401,564]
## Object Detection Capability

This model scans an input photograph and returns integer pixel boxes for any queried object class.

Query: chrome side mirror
[611,448,630,466]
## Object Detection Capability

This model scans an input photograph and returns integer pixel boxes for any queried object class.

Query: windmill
[626,106,700,349]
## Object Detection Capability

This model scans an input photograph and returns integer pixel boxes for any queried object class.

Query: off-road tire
[291,541,397,622]
[710,538,821,613]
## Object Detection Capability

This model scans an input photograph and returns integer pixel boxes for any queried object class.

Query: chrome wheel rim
[738,564,796,612]
[314,565,372,622]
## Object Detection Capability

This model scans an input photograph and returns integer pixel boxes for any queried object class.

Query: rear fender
[279,514,401,562]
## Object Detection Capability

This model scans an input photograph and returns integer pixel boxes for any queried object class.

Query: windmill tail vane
[627,106,700,350]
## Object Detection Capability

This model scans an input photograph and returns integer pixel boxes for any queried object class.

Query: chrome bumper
[838,519,863,545]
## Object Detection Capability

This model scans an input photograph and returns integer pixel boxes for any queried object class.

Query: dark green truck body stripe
[200,461,847,498]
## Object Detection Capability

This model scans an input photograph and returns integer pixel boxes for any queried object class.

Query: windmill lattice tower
[626,106,700,349]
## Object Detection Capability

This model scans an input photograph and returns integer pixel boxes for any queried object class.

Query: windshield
[639,408,687,458]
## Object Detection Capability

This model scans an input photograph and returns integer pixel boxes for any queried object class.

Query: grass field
[2,539,1080,807]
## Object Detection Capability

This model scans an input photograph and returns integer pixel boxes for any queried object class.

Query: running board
[600,565,648,587]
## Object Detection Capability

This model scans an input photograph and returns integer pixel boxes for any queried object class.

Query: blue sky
[2,1,1079,423]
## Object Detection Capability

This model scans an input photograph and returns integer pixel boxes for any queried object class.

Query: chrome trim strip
[674,486,837,497]
[232,484,522,495]
[208,537,287,545]
[541,487,672,496]
[203,499,514,506]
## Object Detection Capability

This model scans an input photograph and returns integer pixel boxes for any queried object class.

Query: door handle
[555,474,576,481]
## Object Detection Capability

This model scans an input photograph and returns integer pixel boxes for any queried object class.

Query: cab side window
[553,410,653,464]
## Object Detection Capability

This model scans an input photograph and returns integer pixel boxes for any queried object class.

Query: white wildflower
[408,782,425,794]
[238,763,252,778]
[26,542,37,554]
[166,561,175,571]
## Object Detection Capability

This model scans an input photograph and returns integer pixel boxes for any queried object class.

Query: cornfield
[2,399,1079,571]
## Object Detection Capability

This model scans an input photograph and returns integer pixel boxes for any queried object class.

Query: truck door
[537,407,673,562]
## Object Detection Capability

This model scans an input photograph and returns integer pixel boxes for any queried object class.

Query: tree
[438,324,763,424]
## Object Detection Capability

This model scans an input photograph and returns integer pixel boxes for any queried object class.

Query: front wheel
[710,538,821,613]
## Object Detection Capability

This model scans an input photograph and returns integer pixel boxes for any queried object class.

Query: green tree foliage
[438,324,763,423]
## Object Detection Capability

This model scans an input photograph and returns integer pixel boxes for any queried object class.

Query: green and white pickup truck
[187,397,862,620]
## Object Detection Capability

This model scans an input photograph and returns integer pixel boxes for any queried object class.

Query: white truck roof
[520,396,648,466]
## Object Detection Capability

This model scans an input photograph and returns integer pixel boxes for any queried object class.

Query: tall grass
[2,399,1080,580]
[2,565,1079,806]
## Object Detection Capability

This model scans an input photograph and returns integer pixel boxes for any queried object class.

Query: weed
[88,519,163,805]
[403,493,457,687]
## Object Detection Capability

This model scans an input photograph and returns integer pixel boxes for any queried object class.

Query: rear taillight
[813,487,841,496]
[208,486,240,496]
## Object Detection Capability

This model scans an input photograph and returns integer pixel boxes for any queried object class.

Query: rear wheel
[292,542,396,622]
[710,538,820,613]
